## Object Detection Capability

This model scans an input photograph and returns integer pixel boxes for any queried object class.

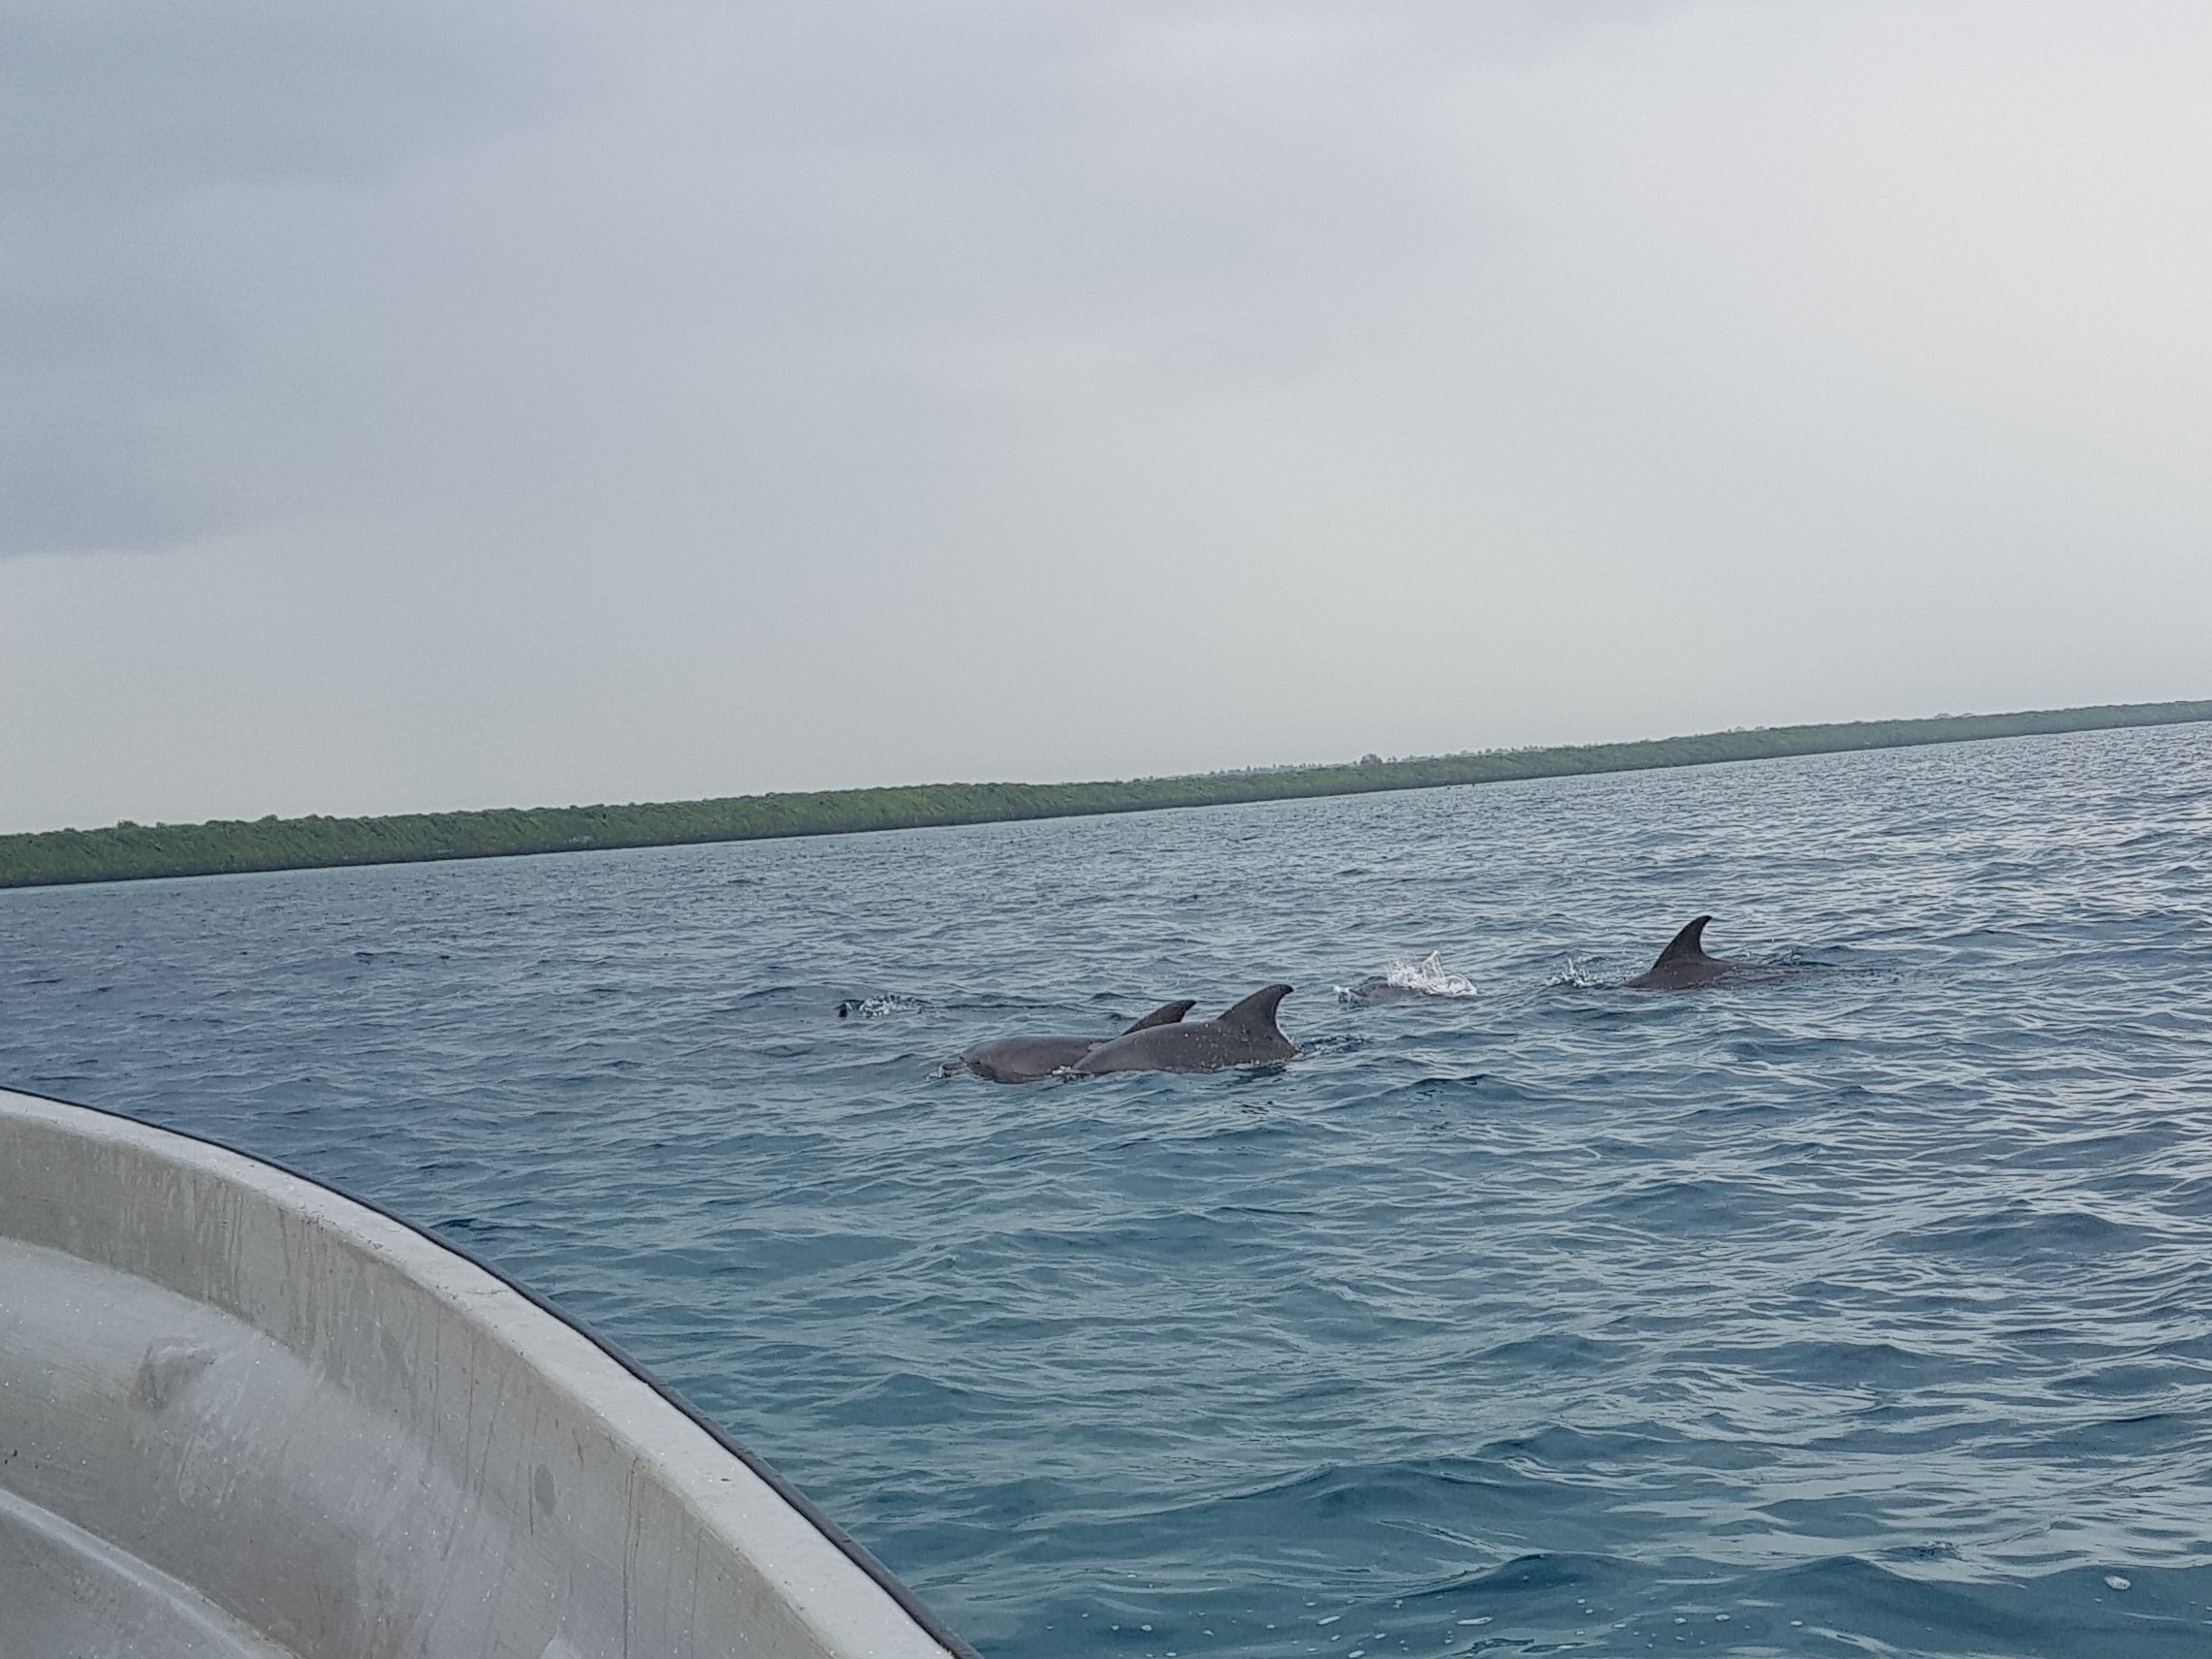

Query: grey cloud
[0,0,567,556]
[0,0,543,210]
[1,1,2207,831]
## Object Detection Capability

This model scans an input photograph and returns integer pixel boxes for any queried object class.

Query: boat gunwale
[0,1081,985,1659]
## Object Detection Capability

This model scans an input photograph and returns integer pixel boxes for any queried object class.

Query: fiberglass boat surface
[0,1086,975,1659]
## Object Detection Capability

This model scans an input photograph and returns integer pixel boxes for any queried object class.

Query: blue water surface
[6,724,2212,1657]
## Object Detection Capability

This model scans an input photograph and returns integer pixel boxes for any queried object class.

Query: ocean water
[6,723,2212,1658]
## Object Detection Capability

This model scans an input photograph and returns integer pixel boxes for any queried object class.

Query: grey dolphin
[1071,984,1297,1074]
[1627,915,1775,990]
[1340,978,1429,1004]
[1339,954,1478,1004]
[949,999,1198,1083]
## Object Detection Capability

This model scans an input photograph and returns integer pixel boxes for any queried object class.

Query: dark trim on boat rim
[0,1083,987,1659]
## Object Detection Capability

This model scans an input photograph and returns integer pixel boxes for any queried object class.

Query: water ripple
[6,723,2212,1656]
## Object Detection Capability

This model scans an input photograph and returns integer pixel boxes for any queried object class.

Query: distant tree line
[4,699,2207,890]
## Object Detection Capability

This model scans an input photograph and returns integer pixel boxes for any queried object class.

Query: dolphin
[947,999,1198,1083]
[1339,953,1479,1004]
[1627,915,1776,990]
[1340,978,1430,1004]
[1071,984,1297,1074]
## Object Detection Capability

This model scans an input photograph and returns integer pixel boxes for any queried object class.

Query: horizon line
[5,696,2208,890]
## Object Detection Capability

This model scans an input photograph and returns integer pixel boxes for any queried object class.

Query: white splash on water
[1336,952,1480,1002]
[837,994,923,1020]
[1385,952,1479,997]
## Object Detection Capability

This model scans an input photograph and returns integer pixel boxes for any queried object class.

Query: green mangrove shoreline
[6,698,2208,891]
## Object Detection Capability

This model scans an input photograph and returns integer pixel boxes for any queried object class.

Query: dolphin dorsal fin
[1216,983,1292,1036]
[1122,999,1197,1035]
[1652,915,1715,968]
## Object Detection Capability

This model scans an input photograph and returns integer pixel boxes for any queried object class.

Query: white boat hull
[0,1087,971,1659]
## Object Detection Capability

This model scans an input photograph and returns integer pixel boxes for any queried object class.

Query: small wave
[1544,956,1605,989]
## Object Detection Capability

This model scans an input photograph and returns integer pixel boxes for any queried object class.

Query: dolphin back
[1627,914,1775,990]
[1122,998,1198,1035]
[951,996,1197,1082]
[1215,983,1293,1041]
[1073,984,1297,1074]
[1651,915,1715,969]
[956,1035,1097,1083]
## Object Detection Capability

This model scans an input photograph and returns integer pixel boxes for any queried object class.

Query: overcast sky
[4,1,2208,833]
